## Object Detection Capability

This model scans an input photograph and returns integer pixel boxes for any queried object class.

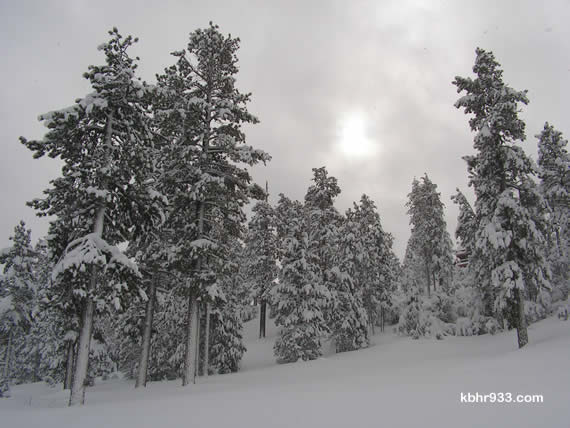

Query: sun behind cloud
[336,111,379,160]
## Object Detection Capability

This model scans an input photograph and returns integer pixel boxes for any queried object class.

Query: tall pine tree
[21,29,163,404]
[537,123,569,301]
[453,48,550,348]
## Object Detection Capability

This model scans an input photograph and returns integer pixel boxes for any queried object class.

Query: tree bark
[69,206,105,406]
[516,288,528,348]
[182,291,200,386]
[259,299,267,339]
[63,340,75,390]
[203,303,210,377]
[69,112,112,406]
[33,343,41,382]
[135,274,157,388]
[4,329,12,381]
[425,264,431,297]
[68,279,96,406]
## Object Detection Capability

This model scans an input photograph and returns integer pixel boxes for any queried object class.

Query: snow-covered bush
[484,318,501,335]
[525,300,548,325]
[455,317,475,336]
[557,305,568,321]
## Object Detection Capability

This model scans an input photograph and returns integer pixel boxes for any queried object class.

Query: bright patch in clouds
[336,112,378,160]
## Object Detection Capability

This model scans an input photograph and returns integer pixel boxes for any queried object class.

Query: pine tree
[453,48,550,348]
[273,195,330,363]
[21,28,163,404]
[537,123,569,300]
[405,175,454,296]
[209,240,248,374]
[244,199,278,338]
[0,222,38,394]
[451,189,476,255]
[329,213,369,352]
[350,195,397,333]
[156,23,269,386]
[304,167,342,326]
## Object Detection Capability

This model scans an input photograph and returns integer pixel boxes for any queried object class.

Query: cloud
[1,0,569,260]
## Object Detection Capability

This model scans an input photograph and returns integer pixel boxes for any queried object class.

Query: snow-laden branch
[52,233,140,281]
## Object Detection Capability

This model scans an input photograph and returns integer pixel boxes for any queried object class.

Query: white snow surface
[2,315,569,428]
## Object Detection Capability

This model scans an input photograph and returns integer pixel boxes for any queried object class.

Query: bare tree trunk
[259,299,267,339]
[4,329,13,381]
[135,274,157,388]
[516,289,528,348]
[34,343,41,382]
[425,264,431,297]
[69,205,105,406]
[64,340,75,390]
[68,278,96,406]
[182,292,200,386]
[203,303,210,377]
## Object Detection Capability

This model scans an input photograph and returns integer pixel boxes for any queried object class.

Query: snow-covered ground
[2,315,569,428]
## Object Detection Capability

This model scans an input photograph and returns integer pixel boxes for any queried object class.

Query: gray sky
[1,0,569,258]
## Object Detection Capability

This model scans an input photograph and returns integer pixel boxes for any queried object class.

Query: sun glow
[337,112,377,159]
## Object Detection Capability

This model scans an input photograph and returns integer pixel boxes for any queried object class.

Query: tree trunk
[34,343,41,382]
[203,303,210,377]
[182,291,200,386]
[135,274,157,388]
[259,299,267,339]
[4,329,13,381]
[69,205,105,406]
[425,264,431,297]
[516,289,528,348]
[64,340,75,390]
[69,112,112,406]
[68,284,95,406]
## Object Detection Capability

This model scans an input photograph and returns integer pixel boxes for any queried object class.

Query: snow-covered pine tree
[155,23,269,386]
[244,200,278,338]
[21,29,164,404]
[350,194,397,333]
[303,167,342,327]
[453,48,550,348]
[0,222,38,394]
[273,194,330,363]
[537,123,569,300]
[208,238,248,374]
[11,237,73,386]
[451,189,476,256]
[405,175,454,296]
[329,212,369,352]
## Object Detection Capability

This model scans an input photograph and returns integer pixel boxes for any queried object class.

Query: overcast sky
[1,0,569,258]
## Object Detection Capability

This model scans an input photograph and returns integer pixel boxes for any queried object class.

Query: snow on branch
[52,233,140,281]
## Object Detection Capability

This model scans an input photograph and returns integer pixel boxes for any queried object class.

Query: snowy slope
[2,315,569,428]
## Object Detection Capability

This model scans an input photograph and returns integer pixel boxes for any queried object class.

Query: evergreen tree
[537,123,569,300]
[350,195,397,333]
[155,23,269,386]
[451,189,476,255]
[21,28,163,404]
[405,175,454,296]
[244,200,278,338]
[453,48,550,348]
[209,240,248,374]
[329,214,369,352]
[304,167,342,326]
[0,222,38,395]
[273,195,330,362]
